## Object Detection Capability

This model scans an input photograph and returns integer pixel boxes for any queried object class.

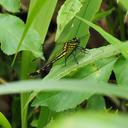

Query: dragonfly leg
[29,70,40,78]
[64,53,72,66]
[64,49,78,66]
[78,46,89,53]
[72,50,79,64]
[64,48,76,66]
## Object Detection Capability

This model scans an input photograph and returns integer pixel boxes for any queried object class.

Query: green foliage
[0,80,128,99]
[56,0,82,40]
[18,1,58,128]
[32,91,92,112]
[118,0,128,11]
[94,8,115,21]
[86,95,105,110]
[28,0,58,42]
[12,0,56,65]
[114,56,128,86]
[76,16,128,58]
[0,0,20,13]
[0,112,12,128]
[0,0,128,128]
[0,14,42,57]
[44,45,119,80]
[51,0,102,59]
[47,111,128,128]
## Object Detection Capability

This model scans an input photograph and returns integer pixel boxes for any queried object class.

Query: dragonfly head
[72,37,80,44]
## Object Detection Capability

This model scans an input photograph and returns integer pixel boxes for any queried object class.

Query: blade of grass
[75,15,128,58]
[0,80,128,99]
[19,1,58,128]
[0,112,12,128]
[51,0,102,59]
[44,44,119,79]
[11,0,49,66]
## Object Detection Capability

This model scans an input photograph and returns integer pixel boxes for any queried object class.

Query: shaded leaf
[32,91,92,112]
[87,95,105,110]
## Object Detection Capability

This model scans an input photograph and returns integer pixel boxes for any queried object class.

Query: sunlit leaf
[51,0,102,59]
[44,44,120,80]
[56,0,82,40]
[117,0,128,11]
[0,112,12,128]
[0,14,42,57]
[47,111,128,128]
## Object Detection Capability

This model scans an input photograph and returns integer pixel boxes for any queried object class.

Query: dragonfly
[29,37,87,78]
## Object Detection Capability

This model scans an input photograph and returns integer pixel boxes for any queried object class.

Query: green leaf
[56,0,82,40]
[37,107,52,128]
[44,44,120,80]
[113,56,128,86]
[51,0,102,59]
[66,57,116,81]
[68,58,115,111]
[0,80,128,99]
[87,95,105,110]
[118,0,128,11]
[0,14,42,57]
[31,57,116,112]
[0,112,12,128]
[12,0,58,65]
[28,0,58,42]
[75,16,128,58]
[56,0,102,42]
[32,91,92,112]
[94,8,115,21]
[47,111,128,128]
[84,59,115,110]
[85,58,116,81]
[0,0,20,13]
[84,58,116,111]
[19,1,58,127]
